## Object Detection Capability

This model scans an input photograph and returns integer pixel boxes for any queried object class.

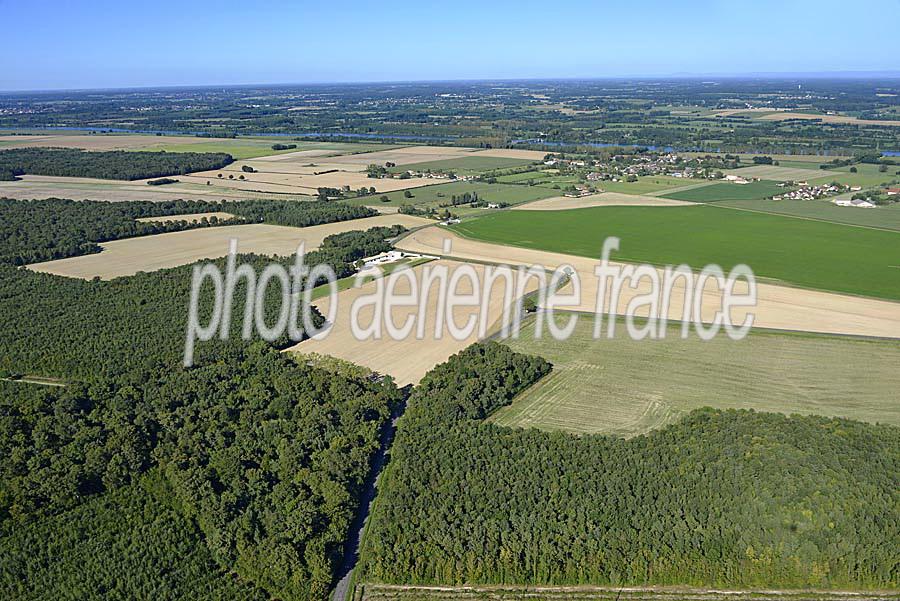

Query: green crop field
[345,180,558,210]
[717,198,900,231]
[494,170,556,184]
[390,156,536,175]
[825,163,900,189]
[599,175,704,195]
[764,160,829,170]
[661,179,788,202]
[491,314,900,437]
[451,205,900,300]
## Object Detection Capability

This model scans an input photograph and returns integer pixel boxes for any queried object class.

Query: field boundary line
[446,222,900,304]
[706,201,900,233]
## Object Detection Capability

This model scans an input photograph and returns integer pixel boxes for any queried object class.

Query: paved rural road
[331,394,408,601]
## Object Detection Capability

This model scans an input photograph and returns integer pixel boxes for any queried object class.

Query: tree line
[0,148,234,180]
[0,197,377,265]
[0,198,413,599]
[359,343,900,590]
[0,223,405,383]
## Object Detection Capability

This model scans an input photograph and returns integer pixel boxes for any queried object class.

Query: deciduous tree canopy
[0,148,233,180]
[360,343,900,590]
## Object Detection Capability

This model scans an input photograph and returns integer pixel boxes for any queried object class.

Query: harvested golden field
[249,148,343,161]
[516,192,694,210]
[287,259,540,385]
[219,161,367,175]
[494,313,900,436]
[180,147,452,195]
[397,226,900,338]
[470,148,550,160]
[711,108,900,126]
[302,171,446,193]
[136,211,235,224]
[325,146,477,167]
[0,174,311,202]
[758,112,900,126]
[0,134,212,151]
[723,165,835,182]
[0,144,548,201]
[27,214,432,280]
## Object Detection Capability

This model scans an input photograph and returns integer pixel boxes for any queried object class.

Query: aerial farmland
[1,36,899,601]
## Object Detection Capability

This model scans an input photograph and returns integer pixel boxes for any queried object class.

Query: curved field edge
[356,344,900,592]
[449,205,900,301]
[489,314,900,436]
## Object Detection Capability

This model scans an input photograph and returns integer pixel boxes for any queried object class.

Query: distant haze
[1,0,898,91]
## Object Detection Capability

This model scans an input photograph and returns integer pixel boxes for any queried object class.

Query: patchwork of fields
[0,136,551,201]
[660,179,789,202]
[494,314,900,436]
[451,205,900,300]
[398,226,900,338]
[288,259,540,385]
[388,155,536,175]
[27,214,431,279]
[717,198,900,231]
[345,180,560,213]
[516,191,694,210]
[724,164,834,182]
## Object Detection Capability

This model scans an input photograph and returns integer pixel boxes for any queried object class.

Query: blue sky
[1,0,898,90]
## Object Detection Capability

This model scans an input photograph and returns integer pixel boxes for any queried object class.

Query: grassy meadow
[661,179,788,202]
[451,205,900,300]
[492,314,900,437]
[718,197,900,231]
[826,163,900,189]
[599,175,703,195]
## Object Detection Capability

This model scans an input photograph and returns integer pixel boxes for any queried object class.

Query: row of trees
[0,223,404,383]
[359,343,900,589]
[0,197,378,265]
[0,198,236,264]
[0,148,234,180]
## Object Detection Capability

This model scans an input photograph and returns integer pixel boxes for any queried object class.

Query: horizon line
[3,70,900,94]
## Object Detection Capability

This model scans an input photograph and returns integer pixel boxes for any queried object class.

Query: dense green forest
[0,196,414,599]
[359,343,900,590]
[0,343,401,600]
[0,198,235,264]
[0,197,377,265]
[0,147,233,180]
[1,471,269,600]
[0,224,404,382]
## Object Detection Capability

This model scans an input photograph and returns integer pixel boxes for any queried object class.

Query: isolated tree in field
[403,190,413,198]
[380,195,389,202]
